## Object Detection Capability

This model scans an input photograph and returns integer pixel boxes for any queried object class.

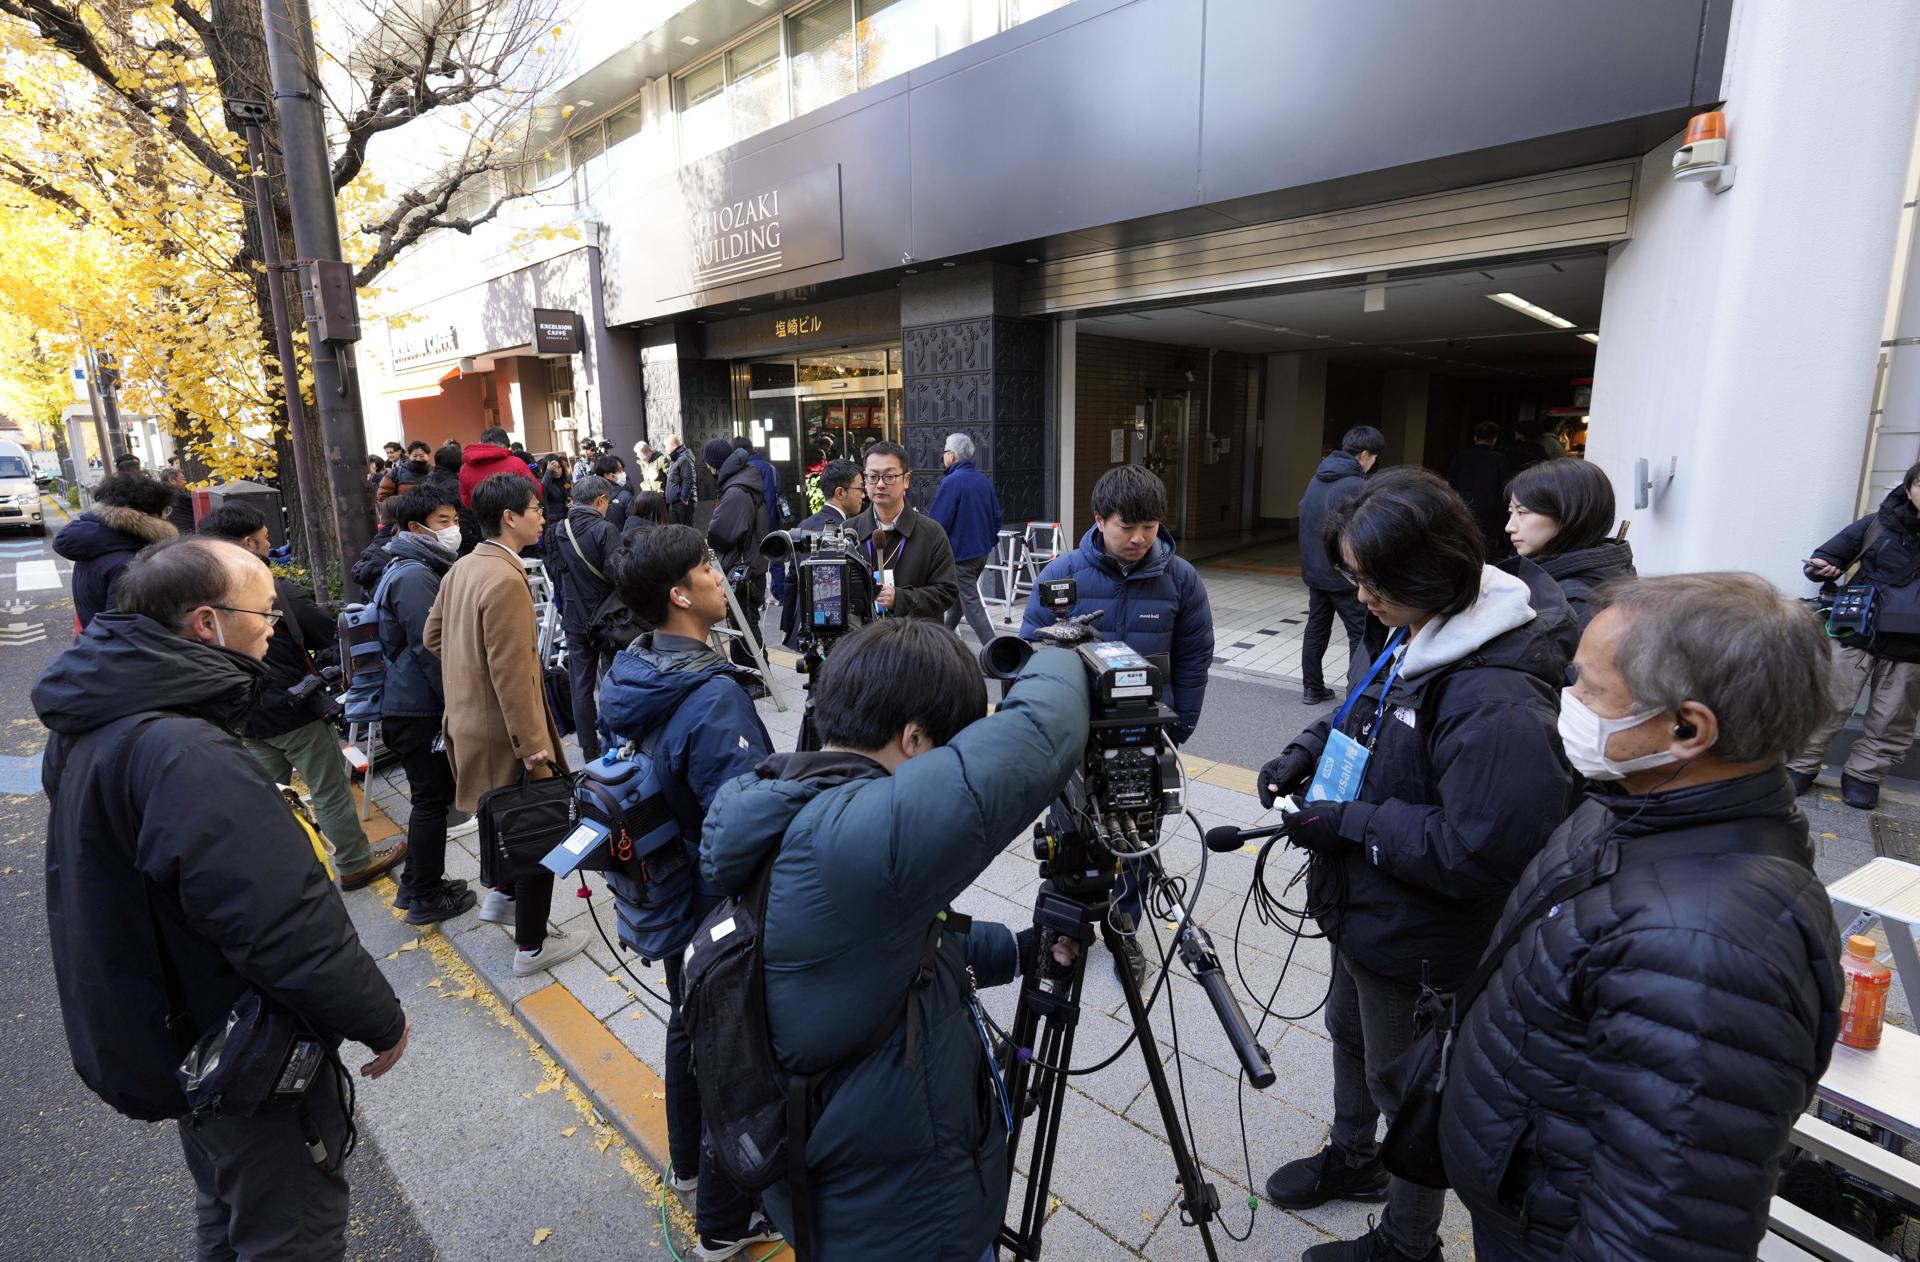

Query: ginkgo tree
[0,0,571,568]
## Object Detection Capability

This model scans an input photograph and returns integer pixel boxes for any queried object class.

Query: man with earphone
[594,524,780,1260]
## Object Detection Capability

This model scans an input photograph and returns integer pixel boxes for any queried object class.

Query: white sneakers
[446,815,480,841]
[512,930,586,977]
[477,888,515,924]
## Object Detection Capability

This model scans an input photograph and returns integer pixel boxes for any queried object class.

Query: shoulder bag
[478,762,577,886]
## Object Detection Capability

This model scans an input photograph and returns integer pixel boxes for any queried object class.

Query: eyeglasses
[212,605,284,626]
[1333,563,1361,588]
[862,471,905,486]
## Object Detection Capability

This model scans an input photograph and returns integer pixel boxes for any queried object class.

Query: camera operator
[598,524,779,1260]
[1786,459,1920,808]
[1256,468,1576,1262]
[1442,574,1841,1262]
[371,485,477,925]
[198,503,403,890]
[546,473,621,760]
[778,457,865,649]
[700,620,1090,1261]
[1019,464,1214,985]
[846,441,958,620]
[35,537,408,1258]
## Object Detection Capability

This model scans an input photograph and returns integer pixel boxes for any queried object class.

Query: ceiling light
[737,307,751,312]
[1578,333,1599,345]
[941,261,956,268]
[680,34,701,45]
[903,268,918,274]
[575,98,594,107]
[1226,318,1283,332]
[1024,257,1038,264]
[1485,292,1574,329]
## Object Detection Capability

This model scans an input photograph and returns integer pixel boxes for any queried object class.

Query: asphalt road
[0,519,435,1262]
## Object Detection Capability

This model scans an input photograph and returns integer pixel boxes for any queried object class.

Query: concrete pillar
[1586,0,1920,586]
[1261,352,1328,519]
[639,323,734,496]
[899,262,1048,521]
[1056,319,1077,538]
[1380,369,1430,469]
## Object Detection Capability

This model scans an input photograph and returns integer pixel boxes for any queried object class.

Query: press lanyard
[866,527,904,572]
[1331,629,1408,748]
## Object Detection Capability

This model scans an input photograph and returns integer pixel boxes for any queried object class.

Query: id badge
[876,568,896,590]
[1306,728,1371,803]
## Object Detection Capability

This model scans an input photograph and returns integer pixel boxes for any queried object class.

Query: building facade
[364,0,1920,584]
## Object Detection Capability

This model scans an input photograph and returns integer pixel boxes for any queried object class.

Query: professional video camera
[286,664,344,724]
[763,523,878,751]
[979,581,1273,1262]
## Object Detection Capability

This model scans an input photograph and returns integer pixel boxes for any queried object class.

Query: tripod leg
[998,942,1091,1261]
[1105,919,1222,1262]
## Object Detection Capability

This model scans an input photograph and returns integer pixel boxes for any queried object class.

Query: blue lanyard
[1331,629,1408,746]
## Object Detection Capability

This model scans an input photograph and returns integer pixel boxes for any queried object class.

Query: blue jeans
[661,953,753,1238]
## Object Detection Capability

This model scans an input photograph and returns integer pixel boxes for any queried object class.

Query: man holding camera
[598,524,780,1260]
[1020,465,1214,984]
[846,441,958,621]
[701,619,1090,1261]
[779,458,865,650]
[198,503,400,889]
[35,537,408,1259]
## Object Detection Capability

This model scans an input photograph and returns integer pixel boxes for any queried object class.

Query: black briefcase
[478,764,576,886]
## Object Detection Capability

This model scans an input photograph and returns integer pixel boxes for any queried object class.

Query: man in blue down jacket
[1441,574,1843,1262]
[701,620,1090,1262]
[1020,464,1211,984]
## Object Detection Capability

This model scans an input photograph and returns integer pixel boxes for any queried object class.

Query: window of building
[728,25,787,141]
[570,124,607,201]
[446,173,491,223]
[856,0,974,89]
[675,58,730,162]
[789,0,855,115]
[606,100,645,147]
[525,143,567,191]
[547,358,577,454]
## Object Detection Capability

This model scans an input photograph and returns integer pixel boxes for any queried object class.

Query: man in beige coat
[425,472,586,976]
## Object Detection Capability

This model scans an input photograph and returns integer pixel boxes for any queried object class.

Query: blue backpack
[543,736,697,962]
[336,601,386,725]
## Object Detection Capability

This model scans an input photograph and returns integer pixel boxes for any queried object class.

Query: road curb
[40,493,71,527]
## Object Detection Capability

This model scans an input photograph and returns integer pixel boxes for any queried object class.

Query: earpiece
[1673,721,1697,740]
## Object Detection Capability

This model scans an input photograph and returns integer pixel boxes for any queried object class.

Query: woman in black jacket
[1504,458,1635,631]
[1256,468,1578,1262]
[1442,573,1840,1262]
[1789,460,1920,807]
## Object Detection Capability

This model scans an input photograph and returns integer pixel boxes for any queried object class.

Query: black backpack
[562,518,647,654]
[681,847,947,1261]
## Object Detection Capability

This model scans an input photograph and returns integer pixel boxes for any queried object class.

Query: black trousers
[384,715,452,896]
[178,1064,350,1261]
[1301,586,1370,692]
[565,641,615,761]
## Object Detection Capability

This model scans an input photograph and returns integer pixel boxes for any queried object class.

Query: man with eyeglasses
[845,441,958,622]
[34,536,409,1258]
[200,503,403,890]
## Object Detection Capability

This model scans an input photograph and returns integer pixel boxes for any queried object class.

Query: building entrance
[742,345,902,508]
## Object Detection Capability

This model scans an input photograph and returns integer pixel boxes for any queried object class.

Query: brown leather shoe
[340,842,407,890]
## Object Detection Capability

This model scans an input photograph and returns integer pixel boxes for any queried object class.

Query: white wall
[1587,0,1920,587]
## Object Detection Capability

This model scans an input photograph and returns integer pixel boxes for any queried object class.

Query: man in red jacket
[457,426,540,507]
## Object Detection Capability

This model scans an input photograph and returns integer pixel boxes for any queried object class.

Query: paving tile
[549,950,637,1020]
[1025,1088,1180,1249]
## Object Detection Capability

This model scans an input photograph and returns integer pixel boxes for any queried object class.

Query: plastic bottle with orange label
[1838,935,1892,1051]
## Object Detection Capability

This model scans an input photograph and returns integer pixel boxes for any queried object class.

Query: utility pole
[88,348,127,462]
[260,0,373,596]
[229,100,330,580]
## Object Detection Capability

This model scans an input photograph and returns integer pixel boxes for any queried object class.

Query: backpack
[336,602,386,725]
[567,734,697,961]
[563,518,648,655]
[681,847,947,1258]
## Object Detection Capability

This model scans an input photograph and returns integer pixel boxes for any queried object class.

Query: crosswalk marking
[14,559,59,591]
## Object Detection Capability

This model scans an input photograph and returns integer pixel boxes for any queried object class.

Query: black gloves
[1258,746,1316,809]
[1284,802,1346,856]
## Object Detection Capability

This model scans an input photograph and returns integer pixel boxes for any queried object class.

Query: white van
[0,439,46,534]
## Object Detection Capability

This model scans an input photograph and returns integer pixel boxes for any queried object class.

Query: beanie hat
[703,438,733,469]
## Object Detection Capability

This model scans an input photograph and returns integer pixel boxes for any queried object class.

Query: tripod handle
[1178,922,1276,1089]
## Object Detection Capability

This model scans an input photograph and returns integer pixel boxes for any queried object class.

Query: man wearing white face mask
[372,485,479,924]
[1439,573,1843,1262]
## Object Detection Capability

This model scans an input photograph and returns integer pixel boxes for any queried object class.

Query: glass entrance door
[744,345,902,514]
[1143,388,1190,536]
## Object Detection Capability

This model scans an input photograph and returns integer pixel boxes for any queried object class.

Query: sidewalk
[352,665,1906,1261]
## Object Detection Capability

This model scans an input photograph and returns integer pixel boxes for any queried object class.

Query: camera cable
[576,873,675,1008]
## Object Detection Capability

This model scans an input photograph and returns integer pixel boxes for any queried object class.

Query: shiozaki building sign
[682,165,843,295]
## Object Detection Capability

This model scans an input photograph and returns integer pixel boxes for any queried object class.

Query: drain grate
[1870,813,1920,864]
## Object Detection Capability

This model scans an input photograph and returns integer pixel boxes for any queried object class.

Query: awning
[380,363,463,401]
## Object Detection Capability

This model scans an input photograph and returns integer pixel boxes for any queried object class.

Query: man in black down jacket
[33,537,409,1259]
[1442,573,1842,1262]
[199,504,404,889]
[1297,426,1383,703]
[664,434,697,525]
[545,474,622,759]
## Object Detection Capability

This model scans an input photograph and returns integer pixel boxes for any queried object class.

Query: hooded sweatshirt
[52,505,177,627]
[34,613,403,1120]
[1537,537,1637,632]
[457,441,540,507]
[375,530,458,717]
[1288,559,1580,987]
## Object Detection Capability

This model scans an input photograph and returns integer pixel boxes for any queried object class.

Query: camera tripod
[996,847,1272,1262]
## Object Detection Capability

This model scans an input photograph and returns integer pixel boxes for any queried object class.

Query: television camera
[762,523,878,751]
[978,584,1274,1261]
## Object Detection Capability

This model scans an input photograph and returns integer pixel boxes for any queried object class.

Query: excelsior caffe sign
[679,165,843,295]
